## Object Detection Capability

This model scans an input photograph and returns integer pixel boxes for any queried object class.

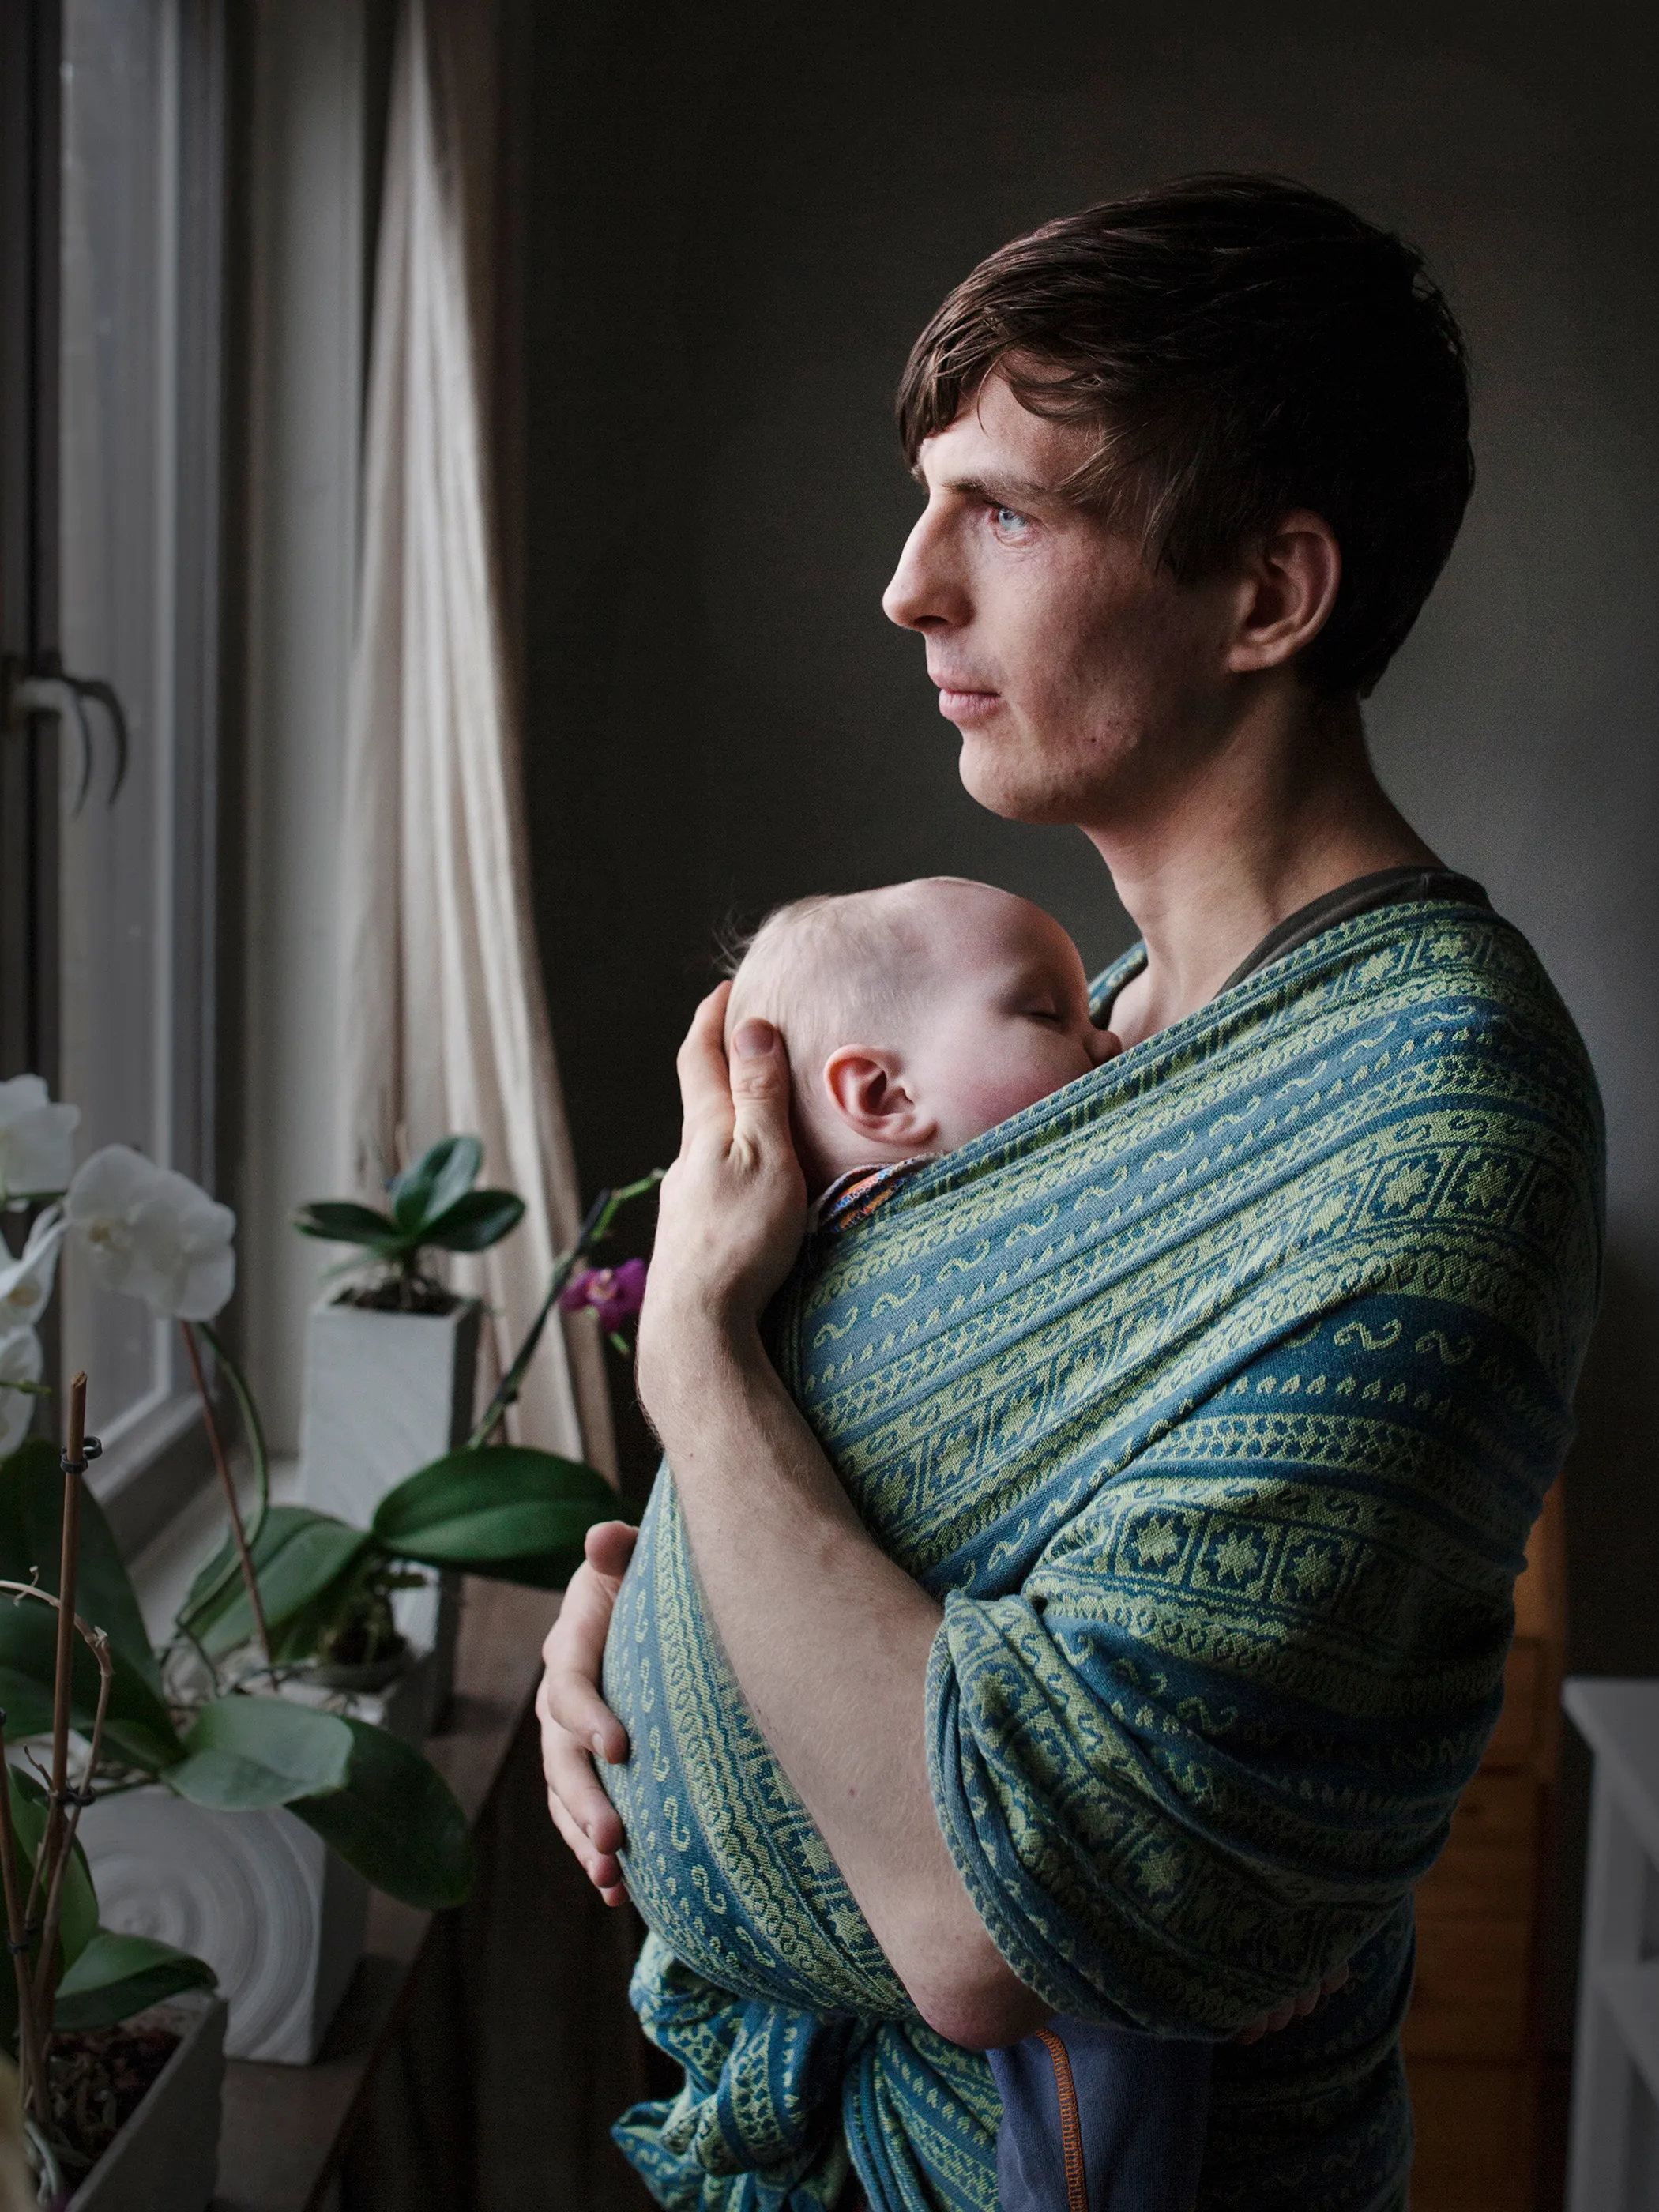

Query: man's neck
[1093,689,1437,1050]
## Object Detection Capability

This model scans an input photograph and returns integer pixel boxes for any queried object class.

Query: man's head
[882,176,1473,831]
[724,878,1115,1194]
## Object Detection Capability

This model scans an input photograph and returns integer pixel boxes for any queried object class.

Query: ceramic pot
[76,1789,367,2066]
[298,1296,481,1734]
[66,1986,227,2212]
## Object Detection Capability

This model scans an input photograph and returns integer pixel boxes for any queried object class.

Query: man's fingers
[726,1015,794,1155]
[675,984,738,1134]
[546,1783,625,1893]
[541,1714,625,1850]
[542,1559,633,1763]
[1320,1962,1351,1996]
[585,1518,639,1584]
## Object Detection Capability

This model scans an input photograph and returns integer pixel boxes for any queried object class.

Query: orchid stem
[36,1375,86,1941]
[465,1172,663,1452]
[180,1322,276,1682]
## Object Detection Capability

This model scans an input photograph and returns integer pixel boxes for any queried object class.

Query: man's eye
[991,506,1032,541]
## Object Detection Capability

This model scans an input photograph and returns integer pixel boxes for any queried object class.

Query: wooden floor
[1405,1483,1566,2211]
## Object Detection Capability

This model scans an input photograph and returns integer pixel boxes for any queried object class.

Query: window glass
[57,0,221,1483]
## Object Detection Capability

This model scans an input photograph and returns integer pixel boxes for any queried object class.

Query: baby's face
[898,886,1117,1153]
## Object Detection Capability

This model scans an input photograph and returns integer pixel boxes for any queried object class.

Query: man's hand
[635,985,807,1423]
[1233,1962,1352,2043]
[536,1519,638,1907]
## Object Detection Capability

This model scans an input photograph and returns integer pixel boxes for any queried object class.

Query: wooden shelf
[1405,1478,1564,2211]
[211,1578,557,2212]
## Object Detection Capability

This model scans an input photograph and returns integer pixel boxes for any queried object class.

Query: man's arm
[635,989,1050,2048]
[650,1310,1053,2047]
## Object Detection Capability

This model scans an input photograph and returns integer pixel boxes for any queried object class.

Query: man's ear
[1226,509,1341,675]
[821,1048,939,1148]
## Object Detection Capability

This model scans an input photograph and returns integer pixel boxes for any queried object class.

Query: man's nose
[882,505,964,633]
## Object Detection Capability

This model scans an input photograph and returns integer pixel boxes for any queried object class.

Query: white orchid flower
[0,1075,79,1208]
[0,1326,43,1457]
[66,1146,236,1322]
[0,1206,68,1332]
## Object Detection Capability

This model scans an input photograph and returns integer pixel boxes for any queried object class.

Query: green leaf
[0,1439,161,1691]
[292,1200,406,1253]
[388,1136,481,1237]
[53,1929,216,2033]
[0,1770,101,2048]
[166,1696,353,1811]
[0,1597,182,1771]
[371,1446,632,1588]
[422,1189,525,1254]
[9,1769,96,1970]
[180,1506,372,1658]
[290,1717,472,1909]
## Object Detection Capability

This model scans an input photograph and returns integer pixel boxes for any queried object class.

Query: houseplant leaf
[0,1770,100,2049]
[181,1505,371,1657]
[53,1929,216,2033]
[388,1135,481,1236]
[371,1445,631,1588]
[292,1199,406,1254]
[0,1438,162,1690]
[290,1716,472,1909]
[166,1695,353,1810]
[0,1597,182,1771]
[422,1189,525,1253]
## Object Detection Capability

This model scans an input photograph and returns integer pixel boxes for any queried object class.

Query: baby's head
[725,878,1118,1194]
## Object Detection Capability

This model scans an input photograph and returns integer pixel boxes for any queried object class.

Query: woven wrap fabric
[602,899,1604,2212]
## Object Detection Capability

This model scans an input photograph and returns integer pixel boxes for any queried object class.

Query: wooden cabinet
[1405,1480,1565,2210]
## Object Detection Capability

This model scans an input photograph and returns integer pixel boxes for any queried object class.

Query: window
[0,0,227,1542]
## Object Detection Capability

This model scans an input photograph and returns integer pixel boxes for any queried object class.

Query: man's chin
[956,742,1082,829]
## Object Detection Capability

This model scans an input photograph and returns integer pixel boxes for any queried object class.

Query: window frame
[0,0,231,1555]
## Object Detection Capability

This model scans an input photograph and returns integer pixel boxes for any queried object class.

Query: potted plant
[292,1133,524,1529]
[289,1136,525,1728]
[0,1084,657,2066]
[0,1371,223,2212]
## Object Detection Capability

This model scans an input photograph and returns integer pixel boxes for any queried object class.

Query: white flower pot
[76,1789,367,2065]
[66,1985,226,2212]
[298,1295,481,1733]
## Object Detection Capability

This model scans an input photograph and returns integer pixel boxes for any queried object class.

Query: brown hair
[896,175,1473,698]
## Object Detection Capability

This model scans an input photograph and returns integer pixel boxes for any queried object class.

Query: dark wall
[516,0,1659,2044]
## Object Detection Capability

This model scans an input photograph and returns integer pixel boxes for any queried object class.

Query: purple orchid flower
[559,1256,648,1336]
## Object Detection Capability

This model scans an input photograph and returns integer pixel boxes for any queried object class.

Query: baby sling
[602,893,1603,2211]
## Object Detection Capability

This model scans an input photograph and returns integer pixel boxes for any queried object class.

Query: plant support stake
[35,1375,91,1925]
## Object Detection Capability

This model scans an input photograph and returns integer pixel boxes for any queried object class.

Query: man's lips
[931,678,1003,723]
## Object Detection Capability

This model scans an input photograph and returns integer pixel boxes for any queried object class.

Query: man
[540,177,1602,2210]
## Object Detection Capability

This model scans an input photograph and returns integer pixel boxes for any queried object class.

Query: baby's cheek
[950,1040,1091,1139]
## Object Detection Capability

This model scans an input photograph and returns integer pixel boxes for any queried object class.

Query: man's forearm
[651,1320,1051,2047]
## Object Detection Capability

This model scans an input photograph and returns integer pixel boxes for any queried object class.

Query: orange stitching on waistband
[1033,2027,1089,2212]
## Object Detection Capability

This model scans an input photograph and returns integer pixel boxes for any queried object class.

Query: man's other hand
[537,1518,638,1907]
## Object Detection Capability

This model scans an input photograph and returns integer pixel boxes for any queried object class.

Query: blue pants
[988,2018,1213,2212]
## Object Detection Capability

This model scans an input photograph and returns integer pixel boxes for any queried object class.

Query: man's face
[882,372,1244,835]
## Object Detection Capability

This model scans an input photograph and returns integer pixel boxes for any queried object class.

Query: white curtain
[337,0,614,1473]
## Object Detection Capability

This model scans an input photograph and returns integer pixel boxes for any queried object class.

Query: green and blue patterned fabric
[602,897,1603,2212]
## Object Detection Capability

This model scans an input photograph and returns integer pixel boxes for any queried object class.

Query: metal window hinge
[2,652,130,813]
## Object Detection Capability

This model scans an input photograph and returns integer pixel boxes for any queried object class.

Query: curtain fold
[337,0,614,1473]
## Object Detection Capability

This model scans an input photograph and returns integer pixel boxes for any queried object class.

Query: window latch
[2,652,130,813]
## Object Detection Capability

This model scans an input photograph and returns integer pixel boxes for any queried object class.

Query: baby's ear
[822,1048,938,1146]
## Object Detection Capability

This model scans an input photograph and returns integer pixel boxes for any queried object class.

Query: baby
[629,878,1211,2212]
[725,874,1117,1202]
